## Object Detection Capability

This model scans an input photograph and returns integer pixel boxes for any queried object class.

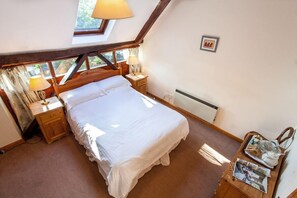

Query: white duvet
[66,86,189,198]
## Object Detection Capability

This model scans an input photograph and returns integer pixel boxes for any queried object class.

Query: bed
[54,68,189,198]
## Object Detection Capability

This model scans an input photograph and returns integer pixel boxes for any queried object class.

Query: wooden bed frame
[52,68,122,96]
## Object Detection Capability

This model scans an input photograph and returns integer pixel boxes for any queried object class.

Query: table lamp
[29,75,51,105]
[127,55,140,75]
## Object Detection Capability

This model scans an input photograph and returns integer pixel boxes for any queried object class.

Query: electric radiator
[174,89,218,123]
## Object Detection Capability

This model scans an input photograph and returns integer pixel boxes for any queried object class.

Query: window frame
[74,20,109,36]
[25,62,52,79]
[24,49,129,80]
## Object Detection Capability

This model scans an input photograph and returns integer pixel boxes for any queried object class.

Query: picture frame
[200,36,219,52]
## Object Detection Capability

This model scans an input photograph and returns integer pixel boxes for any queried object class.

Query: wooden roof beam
[0,41,137,68]
[135,0,171,44]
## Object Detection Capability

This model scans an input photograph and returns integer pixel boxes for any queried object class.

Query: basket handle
[276,127,295,145]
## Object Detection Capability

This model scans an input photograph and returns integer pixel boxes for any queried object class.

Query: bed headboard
[53,68,121,96]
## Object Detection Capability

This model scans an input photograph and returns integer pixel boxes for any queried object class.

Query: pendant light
[92,0,133,20]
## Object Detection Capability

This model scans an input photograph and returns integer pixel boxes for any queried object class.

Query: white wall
[275,133,297,197]
[0,98,22,148]
[0,0,158,54]
[0,0,78,53]
[140,0,297,139]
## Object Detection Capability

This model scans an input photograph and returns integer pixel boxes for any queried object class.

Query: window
[88,56,105,69]
[102,52,114,63]
[88,52,118,69]
[115,49,129,62]
[25,49,131,80]
[78,61,87,72]
[74,0,109,35]
[26,63,51,78]
[52,58,87,76]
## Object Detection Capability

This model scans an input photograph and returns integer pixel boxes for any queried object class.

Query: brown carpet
[0,116,240,198]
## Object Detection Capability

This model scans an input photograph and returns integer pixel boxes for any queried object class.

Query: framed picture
[200,36,219,52]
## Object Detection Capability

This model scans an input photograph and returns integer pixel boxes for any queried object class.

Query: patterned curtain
[0,66,41,132]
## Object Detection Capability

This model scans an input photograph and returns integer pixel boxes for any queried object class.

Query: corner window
[74,0,109,36]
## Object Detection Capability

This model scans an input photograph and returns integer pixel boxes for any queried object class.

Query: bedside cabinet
[126,74,148,95]
[29,96,68,144]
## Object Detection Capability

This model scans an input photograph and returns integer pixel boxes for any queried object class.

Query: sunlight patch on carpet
[198,143,230,166]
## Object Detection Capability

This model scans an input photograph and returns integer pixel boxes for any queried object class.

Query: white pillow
[59,82,105,111]
[95,75,131,92]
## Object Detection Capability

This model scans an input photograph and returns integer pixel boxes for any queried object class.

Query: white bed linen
[66,86,189,198]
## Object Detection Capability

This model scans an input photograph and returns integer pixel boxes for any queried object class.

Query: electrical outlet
[168,94,173,103]
[163,92,170,101]
[163,92,174,103]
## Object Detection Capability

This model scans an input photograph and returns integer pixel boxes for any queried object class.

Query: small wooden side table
[126,73,148,95]
[29,96,68,144]
[214,131,285,198]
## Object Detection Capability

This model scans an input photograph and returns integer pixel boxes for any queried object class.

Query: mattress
[66,86,189,198]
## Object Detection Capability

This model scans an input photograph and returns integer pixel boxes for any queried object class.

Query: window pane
[75,0,102,31]
[102,52,114,64]
[89,56,105,69]
[26,63,51,78]
[52,58,87,76]
[52,58,76,76]
[78,61,87,71]
[116,49,129,62]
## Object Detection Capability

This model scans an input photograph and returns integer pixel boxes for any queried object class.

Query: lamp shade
[29,75,51,91]
[127,55,140,65]
[92,0,133,19]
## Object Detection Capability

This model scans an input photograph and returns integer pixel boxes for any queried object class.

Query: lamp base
[38,91,49,105]
[41,100,50,105]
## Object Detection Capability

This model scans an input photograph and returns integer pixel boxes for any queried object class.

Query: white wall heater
[174,89,218,123]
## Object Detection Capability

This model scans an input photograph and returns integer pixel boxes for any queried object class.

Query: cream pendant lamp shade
[92,0,133,19]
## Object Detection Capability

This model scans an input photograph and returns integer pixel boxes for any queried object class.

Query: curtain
[128,47,139,57]
[0,66,41,132]
[128,47,140,73]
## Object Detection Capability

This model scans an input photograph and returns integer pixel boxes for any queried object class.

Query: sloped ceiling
[0,0,159,54]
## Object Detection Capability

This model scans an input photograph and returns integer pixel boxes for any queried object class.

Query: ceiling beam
[59,54,87,85]
[97,53,117,70]
[135,0,171,43]
[0,41,137,68]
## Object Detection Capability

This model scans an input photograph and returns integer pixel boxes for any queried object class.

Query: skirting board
[147,92,243,143]
[0,139,25,152]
